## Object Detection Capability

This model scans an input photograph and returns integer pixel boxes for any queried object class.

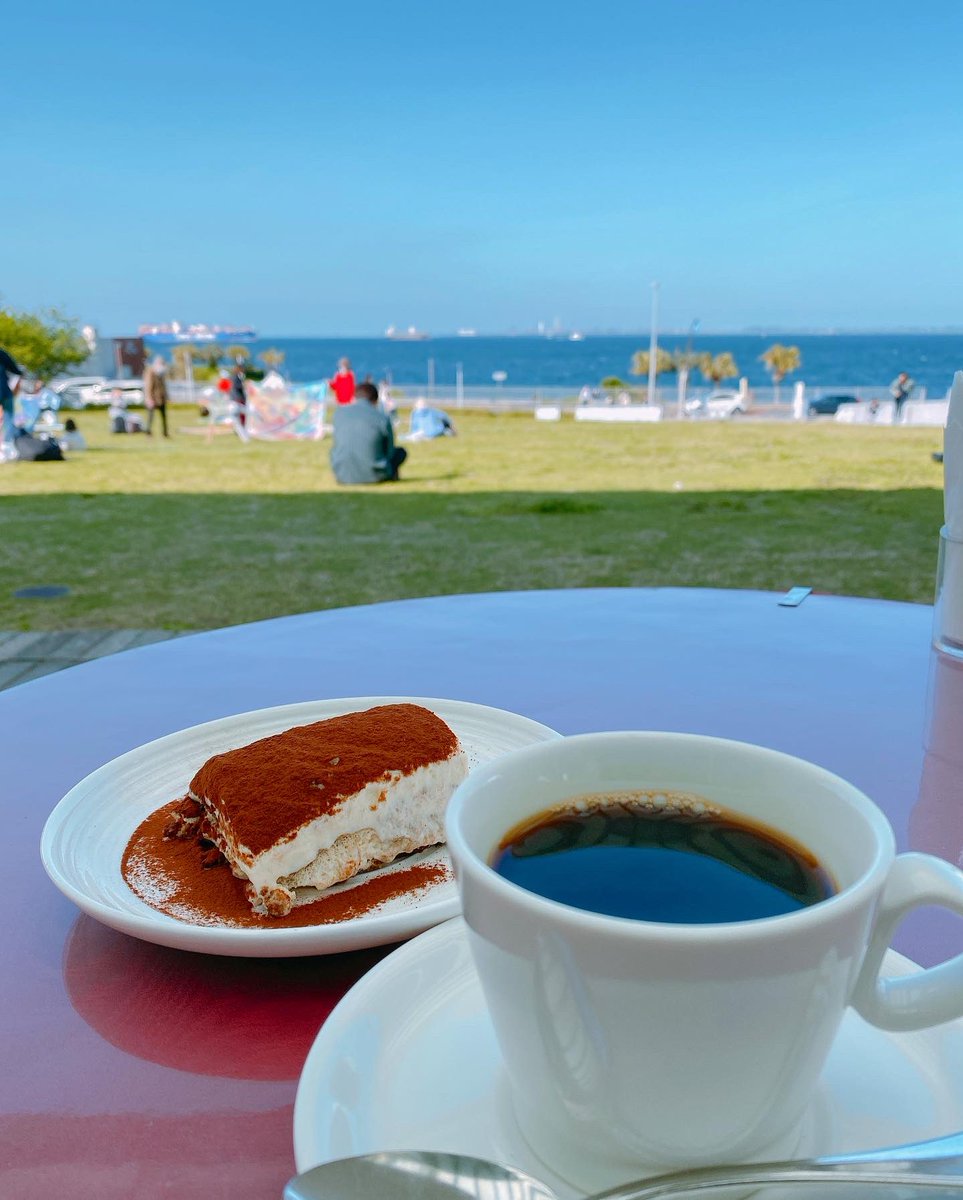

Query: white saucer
[294,916,963,1198]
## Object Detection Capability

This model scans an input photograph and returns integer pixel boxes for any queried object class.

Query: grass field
[0,407,945,631]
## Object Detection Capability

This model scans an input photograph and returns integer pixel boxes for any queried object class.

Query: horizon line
[107,326,963,340]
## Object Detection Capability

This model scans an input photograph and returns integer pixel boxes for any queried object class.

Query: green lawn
[0,407,944,631]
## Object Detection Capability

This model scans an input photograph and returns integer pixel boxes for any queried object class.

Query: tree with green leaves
[699,352,739,387]
[0,306,88,380]
[759,344,801,403]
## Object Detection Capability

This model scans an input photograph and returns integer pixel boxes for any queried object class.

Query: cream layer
[192,748,468,914]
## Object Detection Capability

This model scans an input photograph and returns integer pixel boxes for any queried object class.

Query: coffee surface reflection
[493,791,836,923]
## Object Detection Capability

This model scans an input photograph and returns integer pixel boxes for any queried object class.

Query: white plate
[294,916,963,1198]
[40,696,560,957]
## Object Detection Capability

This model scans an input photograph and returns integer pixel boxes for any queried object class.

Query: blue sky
[4,1,963,335]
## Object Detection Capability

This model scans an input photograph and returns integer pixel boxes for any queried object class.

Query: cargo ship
[139,322,257,344]
[385,325,430,341]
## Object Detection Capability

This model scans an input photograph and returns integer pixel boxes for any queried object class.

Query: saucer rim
[293,914,962,1194]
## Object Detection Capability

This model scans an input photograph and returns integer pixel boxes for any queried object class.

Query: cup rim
[446,730,895,942]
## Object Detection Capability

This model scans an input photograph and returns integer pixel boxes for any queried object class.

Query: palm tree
[170,344,199,381]
[630,348,675,383]
[202,343,225,370]
[759,344,801,404]
[260,348,286,372]
[670,347,704,407]
[226,344,251,364]
[699,352,739,388]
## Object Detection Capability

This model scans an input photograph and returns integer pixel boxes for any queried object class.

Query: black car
[808,393,859,416]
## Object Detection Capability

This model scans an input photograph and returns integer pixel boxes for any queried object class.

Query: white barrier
[836,399,947,427]
[903,400,948,427]
[836,401,895,425]
[534,405,562,421]
[575,405,663,423]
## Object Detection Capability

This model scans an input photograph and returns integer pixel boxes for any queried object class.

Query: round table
[3,588,961,1199]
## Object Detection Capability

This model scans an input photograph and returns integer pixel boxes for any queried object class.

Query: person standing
[0,344,23,454]
[330,381,407,484]
[231,359,248,429]
[890,372,915,418]
[328,357,356,406]
[143,356,170,437]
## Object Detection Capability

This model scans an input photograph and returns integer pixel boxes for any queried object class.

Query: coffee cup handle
[852,852,963,1031]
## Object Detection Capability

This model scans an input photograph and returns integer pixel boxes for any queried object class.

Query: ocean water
[239,333,963,395]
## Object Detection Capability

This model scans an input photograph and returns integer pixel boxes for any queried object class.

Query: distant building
[79,329,146,379]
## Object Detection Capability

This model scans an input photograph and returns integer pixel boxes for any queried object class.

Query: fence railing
[166,379,939,419]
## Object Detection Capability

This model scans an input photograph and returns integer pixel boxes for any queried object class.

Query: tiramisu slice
[171,703,468,916]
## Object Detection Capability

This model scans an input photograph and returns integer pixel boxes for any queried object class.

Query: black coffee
[492,793,835,923]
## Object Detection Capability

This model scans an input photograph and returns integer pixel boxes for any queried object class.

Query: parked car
[50,376,108,409]
[808,393,859,417]
[81,379,145,407]
[684,390,746,419]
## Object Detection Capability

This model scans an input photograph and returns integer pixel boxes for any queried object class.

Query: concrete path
[0,630,185,691]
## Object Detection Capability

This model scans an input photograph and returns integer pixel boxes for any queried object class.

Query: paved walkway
[0,630,185,691]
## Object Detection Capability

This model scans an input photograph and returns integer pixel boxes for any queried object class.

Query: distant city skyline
[5,0,963,336]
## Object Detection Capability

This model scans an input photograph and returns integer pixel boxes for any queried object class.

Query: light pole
[647,281,659,406]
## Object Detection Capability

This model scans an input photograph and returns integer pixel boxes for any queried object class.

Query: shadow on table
[63,915,389,1080]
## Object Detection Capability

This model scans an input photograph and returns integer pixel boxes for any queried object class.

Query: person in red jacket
[328,357,356,406]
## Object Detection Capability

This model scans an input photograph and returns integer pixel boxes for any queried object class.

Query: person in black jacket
[231,359,248,429]
[0,345,24,452]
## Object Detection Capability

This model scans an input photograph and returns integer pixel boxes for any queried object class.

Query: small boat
[457,328,477,337]
[569,331,584,341]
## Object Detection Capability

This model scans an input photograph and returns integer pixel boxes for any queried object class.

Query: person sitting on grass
[330,381,407,485]
[58,418,87,453]
[107,390,145,434]
[406,397,457,440]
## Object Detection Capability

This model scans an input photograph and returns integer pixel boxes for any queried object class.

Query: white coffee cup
[445,732,963,1191]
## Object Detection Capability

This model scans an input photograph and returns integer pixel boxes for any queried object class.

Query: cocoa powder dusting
[189,703,458,857]
[122,798,451,929]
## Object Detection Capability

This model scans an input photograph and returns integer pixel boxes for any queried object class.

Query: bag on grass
[16,434,64,462]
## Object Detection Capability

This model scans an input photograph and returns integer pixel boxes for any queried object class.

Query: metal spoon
[284,1129,963,1199]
